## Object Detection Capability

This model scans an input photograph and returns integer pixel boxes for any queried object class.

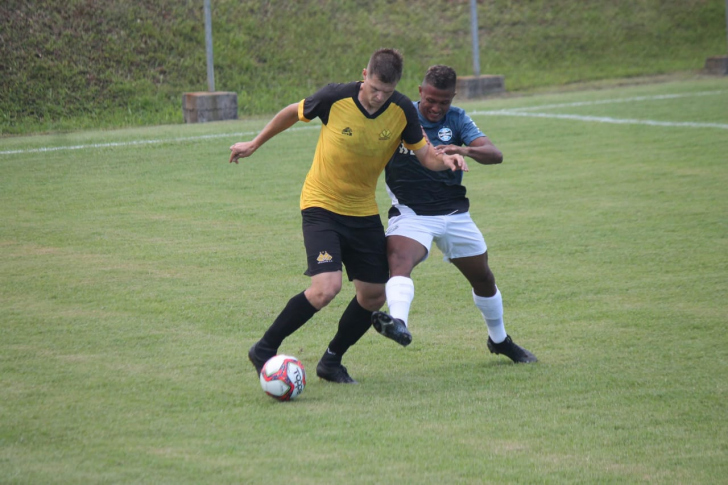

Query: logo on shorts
[379,129,392,141]
[317,251,333,263]
[438,127,453,142]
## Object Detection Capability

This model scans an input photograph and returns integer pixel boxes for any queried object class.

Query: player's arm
[229,103,300,163]
[434,136,503,165]
[412,142,469,172]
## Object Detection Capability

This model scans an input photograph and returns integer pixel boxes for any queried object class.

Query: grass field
[1,76,727,484]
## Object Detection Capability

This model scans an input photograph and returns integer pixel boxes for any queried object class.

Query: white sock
[386,276,415,326]
[472,288,507,344]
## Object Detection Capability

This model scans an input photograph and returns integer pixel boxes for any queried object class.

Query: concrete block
[704,56,728,75]
[183,92,238,123]
[455,75,506,100]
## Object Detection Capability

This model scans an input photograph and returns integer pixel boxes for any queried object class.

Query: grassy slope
[1,0,725,134]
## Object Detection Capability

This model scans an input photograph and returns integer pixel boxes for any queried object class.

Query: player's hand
[443,154,469,172]
[229,141,257,164]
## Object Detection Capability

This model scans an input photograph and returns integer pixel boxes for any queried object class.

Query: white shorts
[385,208,487,263]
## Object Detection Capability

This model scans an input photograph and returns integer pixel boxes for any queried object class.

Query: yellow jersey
[298,82,427,216]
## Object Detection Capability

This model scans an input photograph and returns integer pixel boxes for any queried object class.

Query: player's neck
[358,94,379,115]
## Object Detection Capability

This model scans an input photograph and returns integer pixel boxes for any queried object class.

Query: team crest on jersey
[317,251,333,263]
[342,127,353,136]
[438,127,453,142]
[378,129,392,141]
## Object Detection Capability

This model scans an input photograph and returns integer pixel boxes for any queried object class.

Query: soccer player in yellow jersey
[230,49,467,383]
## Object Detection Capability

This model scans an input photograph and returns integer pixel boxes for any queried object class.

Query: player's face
[359,70,397,113]
[418,84,455,123]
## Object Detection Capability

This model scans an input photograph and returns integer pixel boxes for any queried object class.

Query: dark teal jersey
[385,102,485,216]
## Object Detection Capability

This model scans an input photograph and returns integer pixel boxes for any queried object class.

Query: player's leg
[369,235,425,346]
[451,252,536,363]
[304,271,343,309]
[450,252,502,338]
[442,214,537,363]
[316,281,385,384]
[372,213,438,345]
[249,271,341,371]
[316,212,388,383]
[248,208,343,374]
[323,280,386,362]
[385,235,427,324]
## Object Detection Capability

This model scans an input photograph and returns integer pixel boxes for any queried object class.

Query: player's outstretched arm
[229,103,300,163]
[434,136,503,165]
[413,143,469,172]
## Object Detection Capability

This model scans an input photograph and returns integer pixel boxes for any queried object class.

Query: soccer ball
[259,354,306,401]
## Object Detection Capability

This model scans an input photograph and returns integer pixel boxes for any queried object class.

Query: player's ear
[362,68,368,80]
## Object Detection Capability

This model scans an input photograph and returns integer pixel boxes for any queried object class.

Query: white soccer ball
[259,354,306,401]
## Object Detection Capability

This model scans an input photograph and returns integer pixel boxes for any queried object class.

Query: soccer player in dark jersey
[230,50,467,383]
[371,65,537,363]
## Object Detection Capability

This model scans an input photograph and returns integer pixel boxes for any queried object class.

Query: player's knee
[355,287,386,312]
[472,270,497,296]
[319,286,341,306]
[388,251,416,276]
[364,292,386,311]
[306,281,342,308]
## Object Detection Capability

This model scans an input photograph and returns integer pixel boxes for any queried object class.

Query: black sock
[319,347,341,366]
[261,291,318,350]
[325,296,373,358]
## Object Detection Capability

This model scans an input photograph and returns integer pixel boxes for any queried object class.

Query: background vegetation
[1,0,726,134]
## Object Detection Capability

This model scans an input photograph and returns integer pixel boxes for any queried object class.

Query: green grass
[1,0,725,135]
[1,76,727,483]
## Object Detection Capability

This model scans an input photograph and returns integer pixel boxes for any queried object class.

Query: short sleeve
[299,82,358,125]
[399,98,426,151]
[460,113,486,146]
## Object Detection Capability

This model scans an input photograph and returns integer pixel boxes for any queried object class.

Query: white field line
[503,90,726,112]
[0,125,321,156]
[472,110,728,130]
[1,91,726,156]
[470,90,728,130]
[0,131,253,156]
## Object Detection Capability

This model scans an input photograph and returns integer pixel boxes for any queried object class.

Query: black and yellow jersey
[298,81,427,217]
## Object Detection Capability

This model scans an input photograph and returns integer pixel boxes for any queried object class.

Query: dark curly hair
[423,65,457,91]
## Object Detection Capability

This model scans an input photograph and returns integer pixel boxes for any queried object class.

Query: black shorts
[301,207,389,283]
